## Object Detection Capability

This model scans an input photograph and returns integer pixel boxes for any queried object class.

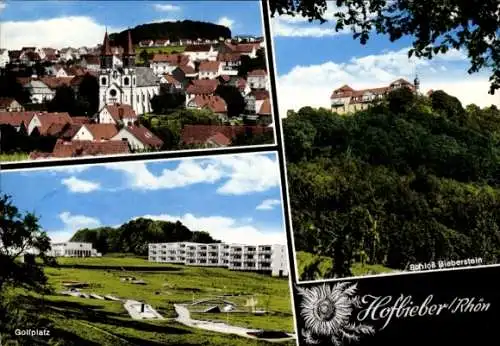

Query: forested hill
[284,88,500,279]
[70,217,220,256]
[109,20,231,45]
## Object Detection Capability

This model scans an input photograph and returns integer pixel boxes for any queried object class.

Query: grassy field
[6,256,294,345]
[135,46,185,64]
[0,152,30,162]
[296,251,394,280]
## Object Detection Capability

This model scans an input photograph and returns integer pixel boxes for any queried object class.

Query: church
[98,30,160,117]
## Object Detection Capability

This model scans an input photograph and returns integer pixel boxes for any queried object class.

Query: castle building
[330,78,417,114]
[98,30,160,116]
[148,242,289,277]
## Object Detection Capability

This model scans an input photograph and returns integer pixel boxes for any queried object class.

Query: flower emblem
[297,282,375,345]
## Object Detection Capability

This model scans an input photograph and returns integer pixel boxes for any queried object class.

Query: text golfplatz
[357,294,491,330]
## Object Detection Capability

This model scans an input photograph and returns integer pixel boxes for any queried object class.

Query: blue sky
[0,152,286,245]
[0,1,263,49]
[271,4,499,114]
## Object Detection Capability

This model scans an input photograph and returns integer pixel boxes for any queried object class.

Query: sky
[270,2,500,115]
[0,152,287,246]
[0,1,263,49]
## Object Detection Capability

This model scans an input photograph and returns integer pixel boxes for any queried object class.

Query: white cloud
[106,160,223,190]
[276,47,498,116]
[256,199,281,211]
[153,4,181,12]
[106,154,280,195]
[48,212,101,242]
[1,16,123,50]
[217,16,235,29]
[136,213,286,245]
[0,2,7,13]
[61,176,100,193]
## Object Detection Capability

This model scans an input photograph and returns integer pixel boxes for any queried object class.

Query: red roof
[85,124,119,140]
[70,116,92,125]
[331,80,415,99]
[207,132,231,146]
[181,125,272,145]
[34,112,73,135]
[185,44,213,52]
[0,112,36,127]
[51,139,130,158]
[186,79,219,95]
[199,61,221,73]
[217,52,241,62]
[258,98,272,115]
[45,123,81,139]
[189,95,227,114]
[151,53,189,65]
[39,76,74,89]
[103,104,137,123]
[163,74,182,86]
[177,64,197,75]
[82,54,100,65]
[249,90,269,100]
[0,97,19,108]
[123,125,163,148]
[248,69,267,77]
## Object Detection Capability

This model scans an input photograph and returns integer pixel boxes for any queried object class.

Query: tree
[215,85,246,118]
[48,85,76,114]
[386,87,416,114]
[139,50,150,65]
[77,73,99,116]
[0,195,51,292]
[269,0,500,94]
[238,49,266,77]
[429,90,464,117]
[150,89,186,114]
[0,74,31,104]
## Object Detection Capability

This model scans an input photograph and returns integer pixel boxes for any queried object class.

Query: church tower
[98,29,137,116]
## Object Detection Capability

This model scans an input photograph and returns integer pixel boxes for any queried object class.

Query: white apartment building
[148,242,289,277]
[48,242,102,257]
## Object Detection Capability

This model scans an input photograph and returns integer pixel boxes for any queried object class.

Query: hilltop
[70,217,220,256]
[109,20,232,46]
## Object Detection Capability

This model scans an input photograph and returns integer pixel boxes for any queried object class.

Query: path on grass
[174,304,261,338]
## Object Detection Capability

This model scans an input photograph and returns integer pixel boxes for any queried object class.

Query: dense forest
[284,88,500,280]
[70,217,219,256]
[109,20,231,46]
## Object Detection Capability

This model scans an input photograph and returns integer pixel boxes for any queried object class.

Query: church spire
[101,29,112,56]
[125,29,134,56]
[123,28,135,68]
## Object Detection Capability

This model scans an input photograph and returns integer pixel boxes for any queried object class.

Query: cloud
[0,2,6,13]
[136,213,286,245]
[217,16,235,29]
[48,212,101,242]
[256,199,281,211]
[106,154,280,195]
[276,47,498,116]
[1,16,123,50]
[153,4,181,12]
[106,160,223,190]
[61,176,100,193]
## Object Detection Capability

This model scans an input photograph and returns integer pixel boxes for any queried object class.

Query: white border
[0,1,279,166]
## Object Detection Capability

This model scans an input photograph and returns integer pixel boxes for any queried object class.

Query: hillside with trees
[109,20,232,45]
[70,217,220,256]
[284,88,500,280]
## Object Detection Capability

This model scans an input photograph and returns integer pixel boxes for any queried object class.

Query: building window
[110,89,117,97]
[142,94,145,102]
[101,77,107,85]
[124,77,130,86]
[133,77,136,85]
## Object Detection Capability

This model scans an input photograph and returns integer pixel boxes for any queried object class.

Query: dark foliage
[215,85,246,118]
[70,218,220,256]
[109,20,231,46]
[238,48,267,77]
[284,90,500,278]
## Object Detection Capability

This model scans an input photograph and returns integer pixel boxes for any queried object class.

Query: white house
[0,49,10,68]
[48,242,101,257]
[247,69,268,90]
[149,54,191,76]
[148,242,289,277]
[23,80,55,104]
[71,124,119,141]
[198,61,223,79]
[111,125,163,151]
[183,44,218,62]
[98,104,138,126]
[80,55,100,72]
[245,90,269,114]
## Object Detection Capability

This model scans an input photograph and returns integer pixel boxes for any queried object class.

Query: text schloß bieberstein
[408,257,483,271]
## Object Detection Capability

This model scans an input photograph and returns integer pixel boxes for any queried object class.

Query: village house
[217,52,241,75]
[153,39,170,47]
[19,51,41,66]
[172,64,198,83]
[183,44,218,62]
[150,53,191,76]
[48,242,101,257]
[71,123,119,141]
[44,139,131,158]
[159,74,184,93]
[8,50,22,64]
[245,90,269,115]
[98,104,138,126]
[139,40,154,47]
[111,125,164,151]
[247,69,268,90]
[59,47,77,61]
[186,95,227,121]
[80,54,101,71]
[27,112,73,135]
[0,49,10,68]
[0,112,36,132]
[18,78,55,103]
[185,79,220,104]
[198,61,223,79]
[0,98,25,112]
[330,78,417,114]
[180,124,273,148]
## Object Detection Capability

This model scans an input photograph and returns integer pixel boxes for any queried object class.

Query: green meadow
[6,255,295,345]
